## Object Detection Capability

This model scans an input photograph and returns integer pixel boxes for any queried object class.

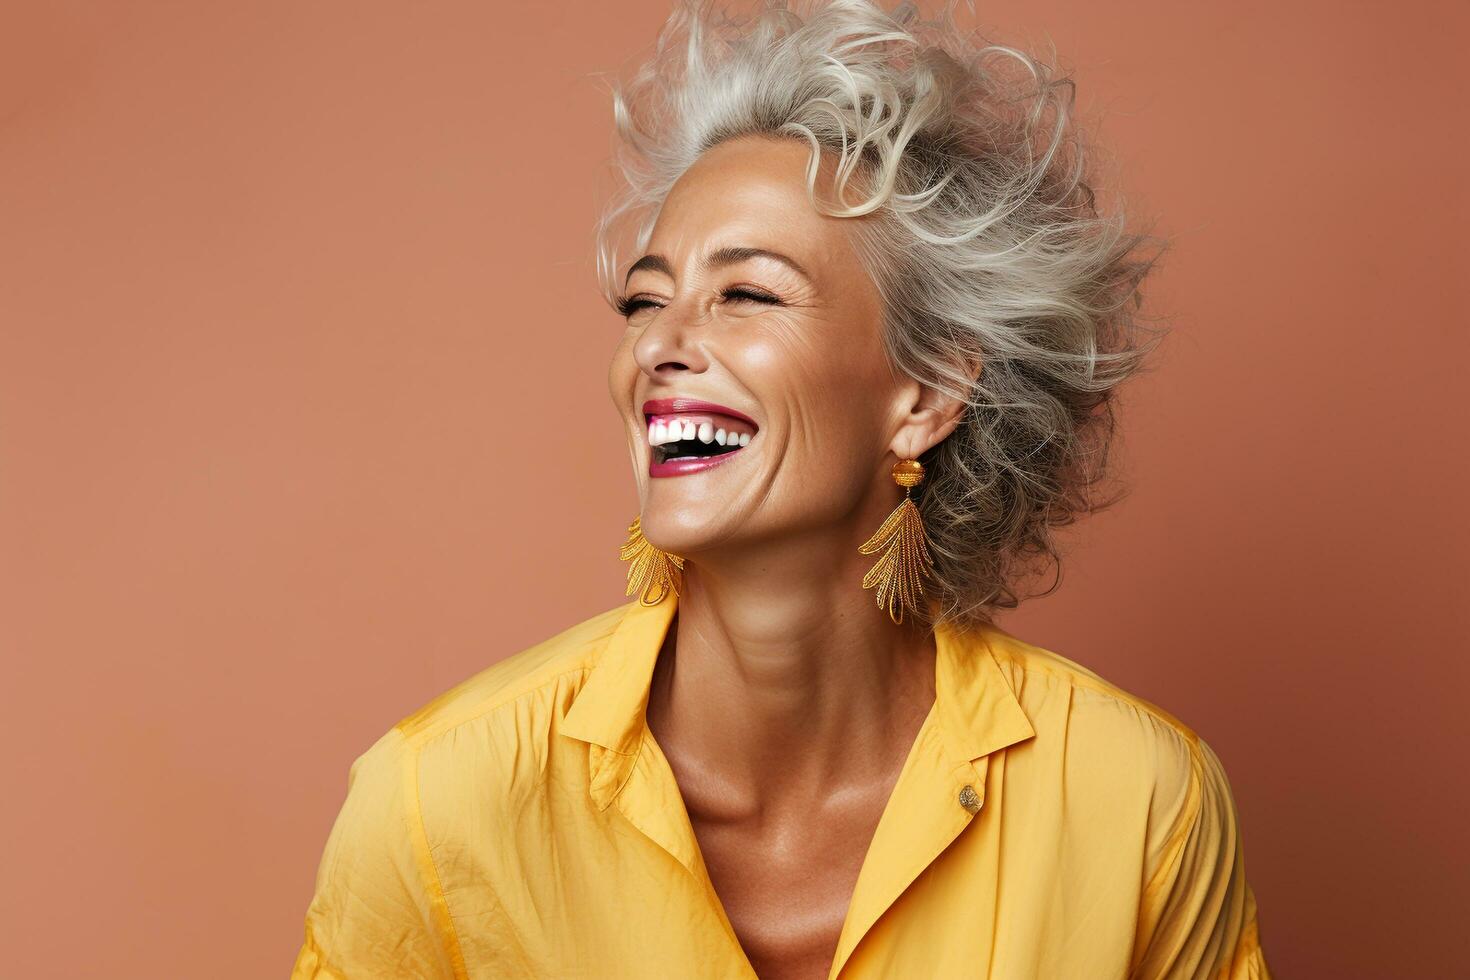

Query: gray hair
[594,0,1168,632]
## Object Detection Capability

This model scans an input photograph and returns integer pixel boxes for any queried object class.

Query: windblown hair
[594,0,1169,632]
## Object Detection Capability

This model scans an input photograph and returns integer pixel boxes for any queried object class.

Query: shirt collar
[561,591,1035,806]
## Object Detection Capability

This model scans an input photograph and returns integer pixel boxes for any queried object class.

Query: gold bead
[893,459,924,488]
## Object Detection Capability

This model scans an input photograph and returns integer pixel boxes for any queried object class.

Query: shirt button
[958,784,982,813]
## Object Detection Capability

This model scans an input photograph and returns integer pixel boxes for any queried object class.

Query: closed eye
[614,295,658,317]
[721,287,782,305]
[614,287,784,319]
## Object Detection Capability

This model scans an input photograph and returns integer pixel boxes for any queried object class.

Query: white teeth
[645,416,756,449]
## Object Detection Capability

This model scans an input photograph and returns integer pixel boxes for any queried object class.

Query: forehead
[644,136,863,279]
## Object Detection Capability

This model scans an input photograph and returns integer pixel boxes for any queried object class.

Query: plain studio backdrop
[1,2,1465,978]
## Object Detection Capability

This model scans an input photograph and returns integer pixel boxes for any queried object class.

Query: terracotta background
[2,2,1465,977]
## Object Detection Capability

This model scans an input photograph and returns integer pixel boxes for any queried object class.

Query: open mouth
[641,398,759,476]
[646,413,755,465]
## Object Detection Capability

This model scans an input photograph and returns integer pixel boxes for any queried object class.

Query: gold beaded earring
[618,514,685,606]
[858,458,936,625]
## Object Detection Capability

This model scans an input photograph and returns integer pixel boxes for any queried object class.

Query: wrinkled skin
[606,134,970,980]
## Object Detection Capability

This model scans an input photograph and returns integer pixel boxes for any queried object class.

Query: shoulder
[389,599,634,746]
[982,622,1203,743]
[985,631,1272,972]
[979,624,1238,843]
[328,601,636,829]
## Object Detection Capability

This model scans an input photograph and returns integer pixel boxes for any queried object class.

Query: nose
[631,294,711,381]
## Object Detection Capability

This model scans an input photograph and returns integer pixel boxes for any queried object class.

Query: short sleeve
[1130,735,1273,980]
[291,728,463,979]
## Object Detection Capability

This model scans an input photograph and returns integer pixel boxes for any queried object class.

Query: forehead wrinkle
[702,244,813,284]
[627,234,817,282]
[629,170,831,290]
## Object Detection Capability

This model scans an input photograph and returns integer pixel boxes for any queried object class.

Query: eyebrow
[623,245,812,288]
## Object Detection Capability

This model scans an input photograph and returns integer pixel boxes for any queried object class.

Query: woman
[292,2,1271,977]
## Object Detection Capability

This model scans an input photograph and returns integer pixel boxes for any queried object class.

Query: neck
[645,511,937,818]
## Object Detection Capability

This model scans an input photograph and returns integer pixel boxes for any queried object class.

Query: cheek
[606,330,638,398]
[737,323,891,458]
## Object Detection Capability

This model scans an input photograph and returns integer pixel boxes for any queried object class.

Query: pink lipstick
[642,398,758,426]
[642,398,759,479]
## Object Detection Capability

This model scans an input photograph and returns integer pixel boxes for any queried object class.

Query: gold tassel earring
[858,458,936,625]
[618,514,685,606]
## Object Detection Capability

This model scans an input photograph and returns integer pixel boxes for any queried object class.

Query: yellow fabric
[292,593,1272,979]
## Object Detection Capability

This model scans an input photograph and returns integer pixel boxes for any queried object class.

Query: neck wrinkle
[646,556,938,817]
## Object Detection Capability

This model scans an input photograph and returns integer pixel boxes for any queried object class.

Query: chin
[635,501,738,559]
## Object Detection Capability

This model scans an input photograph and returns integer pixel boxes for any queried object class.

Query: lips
[642,398,757,427]
[642,397,759,478]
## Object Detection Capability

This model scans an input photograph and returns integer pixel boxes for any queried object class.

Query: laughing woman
[292,2,1271,978]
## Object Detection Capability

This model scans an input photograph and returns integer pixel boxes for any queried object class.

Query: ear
[888,360,981,461]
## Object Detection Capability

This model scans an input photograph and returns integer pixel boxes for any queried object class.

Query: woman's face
[608,134,934,558]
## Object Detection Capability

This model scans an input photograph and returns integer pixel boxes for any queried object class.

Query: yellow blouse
[292,593,1271,979]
